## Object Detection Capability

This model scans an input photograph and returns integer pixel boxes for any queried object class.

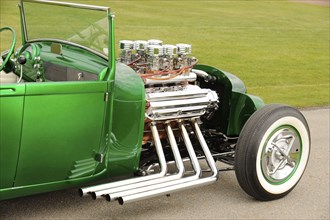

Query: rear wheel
[234,104,310,200]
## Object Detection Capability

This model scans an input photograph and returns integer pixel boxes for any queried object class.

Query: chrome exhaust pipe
[192,119,218,180]
[79,122,167,197]
[102,122,196,201]
[118,119,218,205]
[92,123,185,200]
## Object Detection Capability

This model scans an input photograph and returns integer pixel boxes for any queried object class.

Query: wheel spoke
[285,136,296,155]
[271,142,295,167]
[269,159,287,175]
[262,128,300,183]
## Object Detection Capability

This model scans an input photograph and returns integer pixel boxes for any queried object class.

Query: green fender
[194,64,265,136]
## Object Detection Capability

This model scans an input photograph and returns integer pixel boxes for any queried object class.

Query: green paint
[0,0,264,200]
[0,0,145,200]
[195,64,264,136]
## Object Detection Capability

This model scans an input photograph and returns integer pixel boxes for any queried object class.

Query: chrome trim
[23,0,110,12]
[151,106,207,114]
[146,111,206,121]
[146,87,208,101]
[150,97,215,108]
[79,123,167,197]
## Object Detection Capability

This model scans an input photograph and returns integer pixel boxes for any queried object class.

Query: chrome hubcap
[261,127,301,184]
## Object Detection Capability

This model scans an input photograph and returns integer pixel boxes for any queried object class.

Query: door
[14,81,107,186]
[0,83,25,189]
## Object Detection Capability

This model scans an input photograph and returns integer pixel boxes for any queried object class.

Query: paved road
[0,108,329,219]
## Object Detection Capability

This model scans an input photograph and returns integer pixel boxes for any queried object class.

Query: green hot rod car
[0,0,310,204]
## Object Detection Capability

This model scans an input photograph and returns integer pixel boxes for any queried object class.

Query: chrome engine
[119,39,219,122]
[79,40,223,205]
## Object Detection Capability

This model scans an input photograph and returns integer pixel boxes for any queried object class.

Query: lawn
[1,0,329,107]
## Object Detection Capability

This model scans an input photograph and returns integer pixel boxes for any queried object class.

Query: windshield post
[108,12,116,81]
[18,0,28,44]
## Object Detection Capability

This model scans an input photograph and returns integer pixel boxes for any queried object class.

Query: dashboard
[16,41,109,82]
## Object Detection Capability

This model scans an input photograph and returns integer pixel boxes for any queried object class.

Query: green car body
[2,0,309,203]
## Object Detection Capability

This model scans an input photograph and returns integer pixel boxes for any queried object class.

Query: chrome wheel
[261,126,301,184]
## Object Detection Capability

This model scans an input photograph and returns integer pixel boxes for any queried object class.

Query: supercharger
[119,39,219,122]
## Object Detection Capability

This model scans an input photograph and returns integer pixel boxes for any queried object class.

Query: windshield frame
[19,0,111,59]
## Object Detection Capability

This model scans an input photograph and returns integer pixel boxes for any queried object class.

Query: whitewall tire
[234,104,311,200]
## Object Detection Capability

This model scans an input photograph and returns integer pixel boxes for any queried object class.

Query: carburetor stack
[119,39,194,75]
[119,39,219,122]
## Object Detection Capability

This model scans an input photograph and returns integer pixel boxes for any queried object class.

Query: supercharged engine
[119,39,219,123]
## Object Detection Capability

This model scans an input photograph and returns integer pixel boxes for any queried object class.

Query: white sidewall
[256,116,310,194]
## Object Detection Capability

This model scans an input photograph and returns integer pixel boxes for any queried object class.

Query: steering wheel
[0,27,16,71]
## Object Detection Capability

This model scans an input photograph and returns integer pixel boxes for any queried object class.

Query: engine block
[119,39,219,121]
[145,84,218,121]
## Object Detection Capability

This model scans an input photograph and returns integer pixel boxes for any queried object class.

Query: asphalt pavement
[0,107,329,219]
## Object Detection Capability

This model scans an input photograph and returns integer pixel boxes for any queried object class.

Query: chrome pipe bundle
[92,123,186,200]
[118,120,218,204]
[79,119,219,204]
[79,123,167,197]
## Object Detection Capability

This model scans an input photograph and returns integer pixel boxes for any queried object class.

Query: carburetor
[119,39,196,75]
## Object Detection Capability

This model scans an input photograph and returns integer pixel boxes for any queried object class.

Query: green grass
[1,0,329,107]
